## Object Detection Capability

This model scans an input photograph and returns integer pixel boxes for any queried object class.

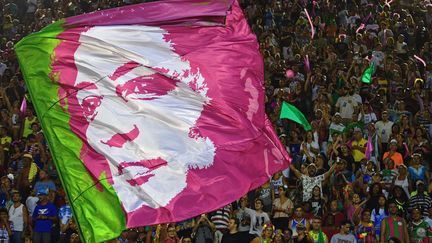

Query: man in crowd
[330,221,356,243]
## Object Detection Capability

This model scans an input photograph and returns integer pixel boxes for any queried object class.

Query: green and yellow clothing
[309,230,328,243]
[409,220,432,243]
[23,116,37,138]
[352,138,367,162]
[0,135,11,152]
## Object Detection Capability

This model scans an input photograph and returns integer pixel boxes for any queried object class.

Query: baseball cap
[416,180,425,186]
[397,164,407,169]
[37,189,49,196]
[353,127,362,132]
[334,112,341,117]
[412,152,422,158]
[390,139,397,144]
[22,153,33,160]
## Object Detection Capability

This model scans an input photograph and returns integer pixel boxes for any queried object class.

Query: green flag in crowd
[361,62,375,84]
[280,101,312,131]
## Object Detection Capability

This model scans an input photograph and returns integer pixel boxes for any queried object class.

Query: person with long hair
[308,186,326,217]
[371,195,388,239]
[399,114,415,139]
[389,186,408,216]
[410,127,430,157]
[395,133,410,159]
[345,193,366,225]
[394,164,410,198]
[366,184,384,213]
[272,186,293,230]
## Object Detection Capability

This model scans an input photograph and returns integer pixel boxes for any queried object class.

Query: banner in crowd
[15,0,290,241]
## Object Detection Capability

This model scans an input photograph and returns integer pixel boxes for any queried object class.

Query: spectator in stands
[330,221,356,243]
[32,189,57,243]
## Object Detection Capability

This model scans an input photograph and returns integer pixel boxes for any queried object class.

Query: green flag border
[15,20,126,242]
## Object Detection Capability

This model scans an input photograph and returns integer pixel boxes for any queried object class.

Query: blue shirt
[408,165,427,183]
[33,202,57,232]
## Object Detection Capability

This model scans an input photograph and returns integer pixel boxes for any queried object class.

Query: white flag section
[74,25,216,212]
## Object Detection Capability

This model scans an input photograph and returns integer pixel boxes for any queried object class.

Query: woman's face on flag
[73,25,216,212]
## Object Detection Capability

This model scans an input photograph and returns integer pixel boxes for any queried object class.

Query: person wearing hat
[328,113,345,142]
[330,221,356,243]
[32,188,57,243]
[289,163,337,202]
[408,180,432,218]
[382,139,404,169]
[351,127,367,172]
[394,164,409,197]
[408,153,428,189]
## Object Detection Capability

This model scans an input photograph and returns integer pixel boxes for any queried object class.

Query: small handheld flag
[361,62,375,84]
[280,101,312,131]
[19,97,27,118]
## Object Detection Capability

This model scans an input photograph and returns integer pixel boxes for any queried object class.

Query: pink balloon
[285,69,295,79]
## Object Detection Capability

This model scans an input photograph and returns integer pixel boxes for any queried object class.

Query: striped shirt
[211,205,231,230]
[408,194,432,217]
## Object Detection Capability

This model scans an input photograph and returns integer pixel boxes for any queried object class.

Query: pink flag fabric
[365,134,373,160]
[50,0,290,229]
[20,96,27,117]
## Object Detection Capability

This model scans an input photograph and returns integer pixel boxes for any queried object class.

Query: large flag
[280,101,312,131]
[15,0,290,242]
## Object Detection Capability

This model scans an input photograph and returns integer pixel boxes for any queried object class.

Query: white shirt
[328,122,345,141]
[375,120,394,143]
[301,174,325,202]
[245,208,270,236]
[358,112,377,125]
[336,96,358,119]
[25,196,39,216]
[8,204,24,231]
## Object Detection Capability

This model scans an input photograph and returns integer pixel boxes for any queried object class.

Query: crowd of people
[0,0,431,242]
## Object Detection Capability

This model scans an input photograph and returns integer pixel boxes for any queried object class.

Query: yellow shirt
[23,116,37,138]
[352,138,367,162]
[309,230,328,243]
[0,136,11,152]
